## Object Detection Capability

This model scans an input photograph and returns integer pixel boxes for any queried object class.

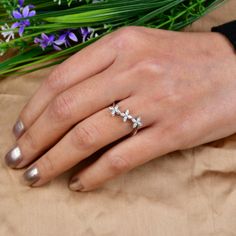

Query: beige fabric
[1,1,236,235]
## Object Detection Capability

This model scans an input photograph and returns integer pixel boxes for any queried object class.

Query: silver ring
[109,103,143,135]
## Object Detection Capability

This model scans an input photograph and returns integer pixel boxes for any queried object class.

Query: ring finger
[22,97,154,186]
[5,67,130,169]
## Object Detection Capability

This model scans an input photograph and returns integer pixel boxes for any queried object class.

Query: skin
[5,26,236,191]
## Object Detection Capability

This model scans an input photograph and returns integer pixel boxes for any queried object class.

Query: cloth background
[1,1,236,235]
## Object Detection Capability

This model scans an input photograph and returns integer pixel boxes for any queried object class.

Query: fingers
[8,68,131,169]
[22,97,153,186]
[69,125,177,192]
[14,34,116,138]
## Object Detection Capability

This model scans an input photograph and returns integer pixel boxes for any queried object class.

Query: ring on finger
[109,103,143,135]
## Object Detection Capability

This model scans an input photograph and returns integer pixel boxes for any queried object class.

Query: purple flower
[12,5,36,36]
[54,30,78,48]
[34,33,65,51]
[34,33,57,50]
[11,20,30,36]
[80,27,93,42]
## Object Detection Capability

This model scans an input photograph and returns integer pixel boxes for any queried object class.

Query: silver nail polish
[5,146,22,168]
[23,166,40,186]
[13,119,25,139]
[69,177,84,191]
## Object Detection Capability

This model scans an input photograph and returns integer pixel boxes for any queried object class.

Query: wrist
[212,20,236,50]
[205,32,236,69]
[208,31,235,55]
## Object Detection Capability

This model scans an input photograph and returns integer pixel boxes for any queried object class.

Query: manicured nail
[13,119,25,139]
[69,177,84,191]
[23,166,40,186]
[5,145,23,168]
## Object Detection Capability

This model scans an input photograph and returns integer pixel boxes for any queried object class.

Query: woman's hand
[5,26,236,191]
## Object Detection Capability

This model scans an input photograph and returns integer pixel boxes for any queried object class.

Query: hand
[5,26,236,191]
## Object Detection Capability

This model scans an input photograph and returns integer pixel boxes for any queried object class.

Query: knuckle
[111,26,140,50]
[44,67,68,92]
[116,26,139,36]
[133,59,163,76]
[23,130,38,150]
[172,117,195,150]
[105,155,130,174]
[164,120,190,151]
[72,124,97,150]
[168,131,183,151]
[48,92,73,121]
[18,107,29,127]
[38,155,55,174]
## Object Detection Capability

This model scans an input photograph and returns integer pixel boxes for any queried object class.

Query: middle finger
[5,67,131,169]
[22,97,152,186]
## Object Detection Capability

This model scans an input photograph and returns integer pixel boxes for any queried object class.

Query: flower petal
[11,22,20,29]
[40,42,48,49]
[53,44,62,51]
[22,6,29,18]
[6,35,11,42]
[34,37,41,43]
[41,33,49,41]
[28,10,36,17]
[18,25,25,36]
[12,10,22,19]
[54,39,65,45]
[58,34,66,41]
[23,19,30,26]
[80,27,87,35]
[48,35,55,43]
[69,32,78,42]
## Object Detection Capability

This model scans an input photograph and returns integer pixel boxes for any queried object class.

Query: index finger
[14,34,116,138]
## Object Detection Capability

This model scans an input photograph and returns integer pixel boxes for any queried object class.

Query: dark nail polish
[13,119,25,139]
[5,146,22,168]
[23,166,40,186]
[69,177,84,191]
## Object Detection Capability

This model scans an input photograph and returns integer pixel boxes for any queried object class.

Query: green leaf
[0,0,226,78]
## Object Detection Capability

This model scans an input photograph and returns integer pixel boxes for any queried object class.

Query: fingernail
[23,166,40,186]
[69,177,84,191]
[5,145,23,168]
[13,119,25,139]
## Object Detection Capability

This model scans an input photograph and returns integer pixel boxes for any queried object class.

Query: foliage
[0,0,226,77]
